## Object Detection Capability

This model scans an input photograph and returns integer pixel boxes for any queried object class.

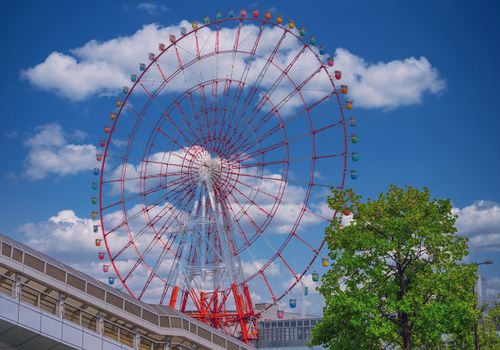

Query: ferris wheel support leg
[180,290,189,312]
[169,285,179,308]
[205,180,237,284]
[200,191,207,281]
[231,283,250,343]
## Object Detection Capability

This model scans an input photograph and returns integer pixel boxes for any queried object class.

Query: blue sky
[1,0,500,313]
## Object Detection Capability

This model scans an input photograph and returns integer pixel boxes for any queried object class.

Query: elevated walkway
[0,233,254,350]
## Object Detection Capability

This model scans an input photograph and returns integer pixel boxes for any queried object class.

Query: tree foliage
[478,297,500,349]
[311,185,477,350]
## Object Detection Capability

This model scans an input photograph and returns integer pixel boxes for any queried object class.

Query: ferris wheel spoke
[225,192,262,233]
[114,198,188,262]
[238,45,307,128]
[249,121,284,148]
[142,159,191,171]
[124,179,192,232]
[233,172,286,184]
[156,125,191,151]
[230,176,281,202]
[139,174,185,199]
[137,232,181,299]
[193,30,206,88]
[174,102,201,144]
[236,68,325,154]
[160,245,183,304]
[146,87,201,145]
[238,159,288,169]
[155,101,200,146]
[238,30,287,116]
[174,41,196,59]
[122,258,142,283]
[214,82,226,145]
[197,85,211,137]
[111,240,134,261]
[281,197,331,223]
[286,179,337,189]
[308,89,337,111]
[172,44,191,86]
[250,23,264,55]
[155,62,168,82]
[257,122,339,152]
[260,270,277,301]
[314,152,346,160]
[199,29,215,57]
[214,80,233,147]
[277,252,299,282]
[227,21,243,82]
[104,185,175,240]
[228,185,272,217]
[139,83,154,99]
[186,92,211,142]
[154,191,197,244]
[224,25,263,121]
[292,231,320,254]
[209,81,221,151]
[236,140,287,163]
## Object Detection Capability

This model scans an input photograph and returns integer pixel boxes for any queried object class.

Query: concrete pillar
[58,294,65,319]
[13,275,21,300]
[134,327,141,350]
[164,338,172,350]
[97,312,104,335]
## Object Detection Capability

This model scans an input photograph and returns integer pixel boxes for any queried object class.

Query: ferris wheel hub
[180,145,240,198]
[197,152,221,184]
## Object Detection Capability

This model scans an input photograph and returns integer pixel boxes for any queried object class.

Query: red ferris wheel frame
[96,10,353,343]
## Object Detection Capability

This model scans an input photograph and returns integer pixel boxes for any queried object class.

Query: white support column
[13,274,21,300]
[134,327,141,350]
[200,190,206,281]
[205,180,237,284]
[58,293,65,319]
[301,282,306,318]
[97,311,104,335]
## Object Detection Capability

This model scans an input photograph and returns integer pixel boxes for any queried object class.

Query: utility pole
[473,260,493,350]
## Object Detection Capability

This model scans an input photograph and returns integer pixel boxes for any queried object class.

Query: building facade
[254,303,325,350]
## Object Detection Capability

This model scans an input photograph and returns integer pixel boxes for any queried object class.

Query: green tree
[311,185,477,350]
[478,297,500,349]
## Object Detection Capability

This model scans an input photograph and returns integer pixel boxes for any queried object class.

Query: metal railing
[0,273,196,350]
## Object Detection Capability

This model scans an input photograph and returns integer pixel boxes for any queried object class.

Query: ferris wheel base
[172,283,259,343]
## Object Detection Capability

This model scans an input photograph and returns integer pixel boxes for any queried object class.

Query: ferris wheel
[91,9,357,343]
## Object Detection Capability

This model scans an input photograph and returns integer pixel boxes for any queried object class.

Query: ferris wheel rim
[98,12,349,311]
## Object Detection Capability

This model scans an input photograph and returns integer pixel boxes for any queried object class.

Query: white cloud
[483,277,500,301]
[136,2,169,14]
[282,273,321,295]
[21,22,444,111]
[18,210,97,257]
[242,259,281,277]
[453,200,500,251]
[21,52,128,101]
[24,124,97,180]
[335,48,446,109]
